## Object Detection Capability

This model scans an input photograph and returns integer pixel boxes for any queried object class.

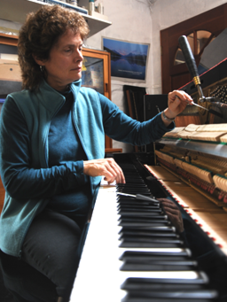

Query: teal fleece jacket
[0,79,173,257]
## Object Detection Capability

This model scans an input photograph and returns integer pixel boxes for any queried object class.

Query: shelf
[157,137,227,159]
[44,0,88,14]
[0,0,111,37]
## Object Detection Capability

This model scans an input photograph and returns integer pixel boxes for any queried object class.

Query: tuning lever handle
[178,35,199,82]
[178,35,205,99]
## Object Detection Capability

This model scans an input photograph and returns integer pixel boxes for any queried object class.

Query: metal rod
[175,95,209,111]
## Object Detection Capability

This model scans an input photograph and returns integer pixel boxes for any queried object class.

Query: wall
[85,0,153,152]
[1,0,227,152]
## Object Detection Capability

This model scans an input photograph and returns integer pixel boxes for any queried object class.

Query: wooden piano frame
[155,137,227,208]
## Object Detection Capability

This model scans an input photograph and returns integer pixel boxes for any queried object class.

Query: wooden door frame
[82,48,114,150]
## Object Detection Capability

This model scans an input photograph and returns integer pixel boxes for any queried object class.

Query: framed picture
[102,37,149,81]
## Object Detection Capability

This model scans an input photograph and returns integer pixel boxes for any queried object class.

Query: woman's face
[41,29,84,91]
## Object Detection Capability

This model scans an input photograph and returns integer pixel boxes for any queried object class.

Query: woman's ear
[32,54,45,67]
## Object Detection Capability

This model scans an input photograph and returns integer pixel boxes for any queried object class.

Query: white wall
[1,0,227,152]
[85,0,153,152]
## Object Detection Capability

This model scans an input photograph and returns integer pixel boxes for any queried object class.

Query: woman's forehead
[55,29,83,47]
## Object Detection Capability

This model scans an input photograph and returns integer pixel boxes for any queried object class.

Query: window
[174,30,215,74]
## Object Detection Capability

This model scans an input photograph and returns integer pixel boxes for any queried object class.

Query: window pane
[197,30,213,53]
[82,56,104,95]
[174,30,214,66]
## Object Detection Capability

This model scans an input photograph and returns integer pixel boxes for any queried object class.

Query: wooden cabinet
[82,47,118,150]
[82,48,112,102]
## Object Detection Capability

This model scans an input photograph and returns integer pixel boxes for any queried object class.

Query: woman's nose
[76,50,83,61]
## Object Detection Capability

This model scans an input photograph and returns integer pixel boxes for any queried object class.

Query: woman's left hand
[161,90,193,125]
[168,90,193,117]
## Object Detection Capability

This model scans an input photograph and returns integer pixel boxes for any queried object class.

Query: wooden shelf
[0,0,112,37]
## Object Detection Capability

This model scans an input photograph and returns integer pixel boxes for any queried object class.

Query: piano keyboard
[70,161,219,301]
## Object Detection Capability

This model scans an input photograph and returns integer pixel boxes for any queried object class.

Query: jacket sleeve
[0,96,88,200]
[99,93,174,145]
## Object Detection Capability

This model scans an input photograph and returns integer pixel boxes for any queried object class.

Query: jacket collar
[38,79,82,113]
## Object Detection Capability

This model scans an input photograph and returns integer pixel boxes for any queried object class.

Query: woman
[0,4,192,301]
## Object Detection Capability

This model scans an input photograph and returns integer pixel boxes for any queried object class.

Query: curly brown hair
[18,5,89,91]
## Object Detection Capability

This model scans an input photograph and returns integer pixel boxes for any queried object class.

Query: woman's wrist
[162,110,175,122]
[164,108,176,119]
[162,108,176,123]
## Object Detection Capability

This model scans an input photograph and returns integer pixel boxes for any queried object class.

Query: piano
[69,36,227,301]
[70,125,227,302]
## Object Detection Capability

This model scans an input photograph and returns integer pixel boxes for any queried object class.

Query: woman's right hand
[83,158,125,184]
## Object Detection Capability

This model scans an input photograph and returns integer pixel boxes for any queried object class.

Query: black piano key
[119,231,179,239]
[121,275,210,289]
[121,175,143,179]
[120,215,168,222]
[121,280,207,291]
[119,250,192,261]
[121,290,218,302]
[122,277,217,300]
[119,238,183,248]
[120,249,197,271]
[118,194,160,203]
[119,225,176,233]
[120,261,197,271]
[116,182,149,188]
[121,257,195,264]
[120,179,145,184]
[117,200,160,208]
[120,225,177,234]
[116,184,149,189]
[120,250,197,271]
[118,203,160,209]
[119,216,170,228]
[118,197,160,206]
[119,221,171,228]
[119,233,182,242]
[118,209,161,215]
[118,210,163,217]
[117,184,149,189]
[118,188,151,194]
[123,170,140,174]
[118,207,161,214]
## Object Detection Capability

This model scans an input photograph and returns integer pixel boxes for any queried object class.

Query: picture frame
[102,37,150,82]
